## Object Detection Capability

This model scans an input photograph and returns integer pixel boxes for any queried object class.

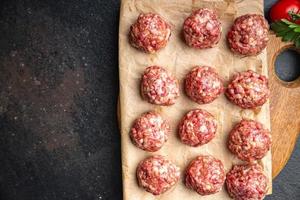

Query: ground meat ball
[183,8,222,49]
[226,70,270,109]
[130,112,170,152]
[226,164,268,200]
[185,155,226,195]
[179,109,217,147]
[141,66,179,105]
[185,66,224,104]
[227,14,269,56]
[136,155,180,195]
[228,119,271,162]
[129,13,171,53]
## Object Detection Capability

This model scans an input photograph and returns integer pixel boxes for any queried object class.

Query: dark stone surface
[0,0,298,200]
[0,0,121,199]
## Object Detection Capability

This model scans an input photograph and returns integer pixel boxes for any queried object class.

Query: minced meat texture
[185,155,226,195]
[228,119,271,162]
[183,8,222,49]
[185,66,224,104]
[141,66,179,105]
[227,14,269,56]
[226,164,268,200]
[129,13,171,53]
[226,70,270,109]
[178,109,217,147]
[130,111,170,152]
[136,155,180,195]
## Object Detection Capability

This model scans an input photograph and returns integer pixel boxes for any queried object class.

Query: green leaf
[289,12,300,21]
[271,22,289,32]
[291,32,300,41]
[282,19,294,25]
[294,27,300,32]
[281,31,293,41]
[295,41,300,48]
[271,18,300,48]
[277,29,292,37]
[282,31,299,42]
[289,24,299,29]
[295,36,300,48]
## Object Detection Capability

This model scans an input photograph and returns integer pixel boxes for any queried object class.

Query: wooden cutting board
[267,33,300,178]
[118,33,300,179]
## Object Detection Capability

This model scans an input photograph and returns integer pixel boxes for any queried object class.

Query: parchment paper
[118,0,272,199]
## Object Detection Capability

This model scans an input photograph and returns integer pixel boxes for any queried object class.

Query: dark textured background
[0,0,299,200]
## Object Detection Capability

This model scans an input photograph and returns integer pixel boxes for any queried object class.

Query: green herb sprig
[289,12,300,21]
[271,12,300,48]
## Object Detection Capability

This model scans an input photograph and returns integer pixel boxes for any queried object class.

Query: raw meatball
[130,112,170,152]
[228,119,271,162]
[129,13,171,53]
[183,8,222,49]
[185,66,224,104]
[185,155,226,195]
[227,14,269,56]
[226,164,268,200]
[179,109,217,147]
[226,70,270,109]
[141,66,179,105]
[136,155,180,195]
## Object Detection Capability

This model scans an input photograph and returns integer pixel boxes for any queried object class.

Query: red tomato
[270,0,300,23]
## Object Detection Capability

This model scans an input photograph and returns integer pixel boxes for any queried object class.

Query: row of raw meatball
[131,110,271,162]
[137,155,268,200]
[129,8,269,56]
[141,65,270,109]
